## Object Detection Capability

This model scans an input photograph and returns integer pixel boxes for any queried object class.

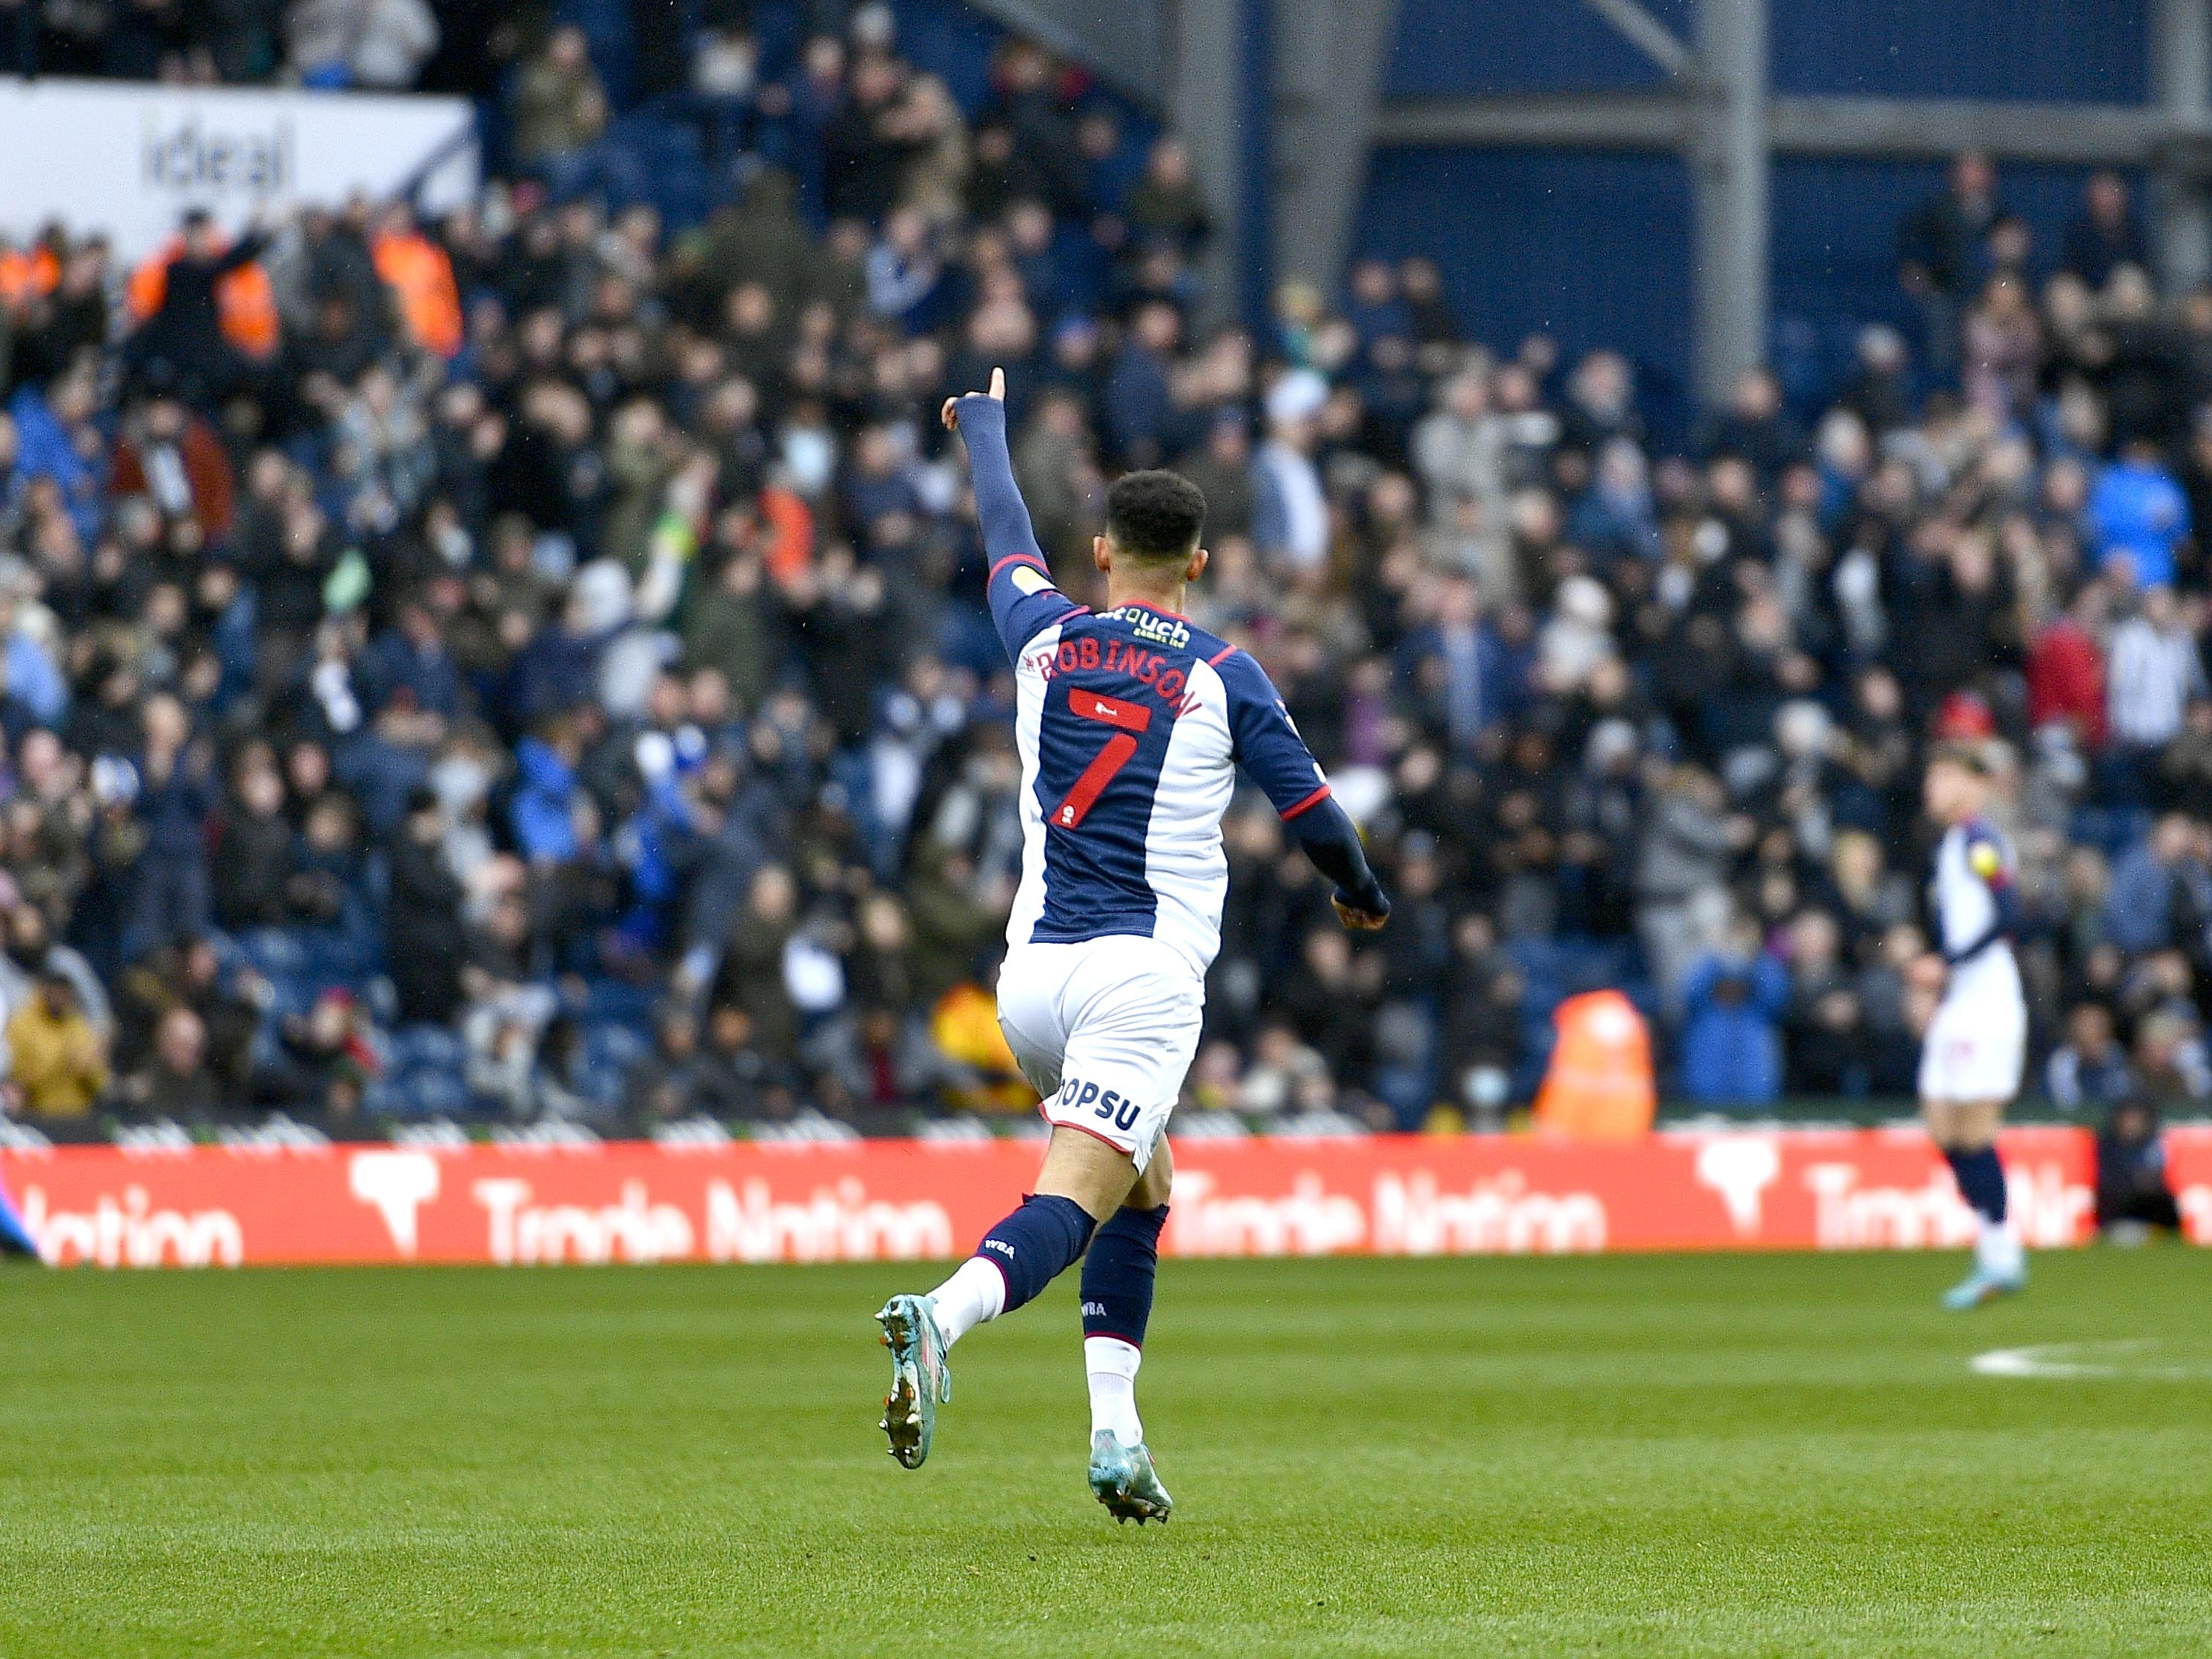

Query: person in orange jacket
[0,231,59,317]
[370,202,463,360]
[1533,987,1657,1140]
[124,209,278,400]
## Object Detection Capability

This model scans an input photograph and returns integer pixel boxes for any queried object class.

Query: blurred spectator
[259,987,377,1116]
[1124,138,1211,254]
[286,0,437,89]
[2107,589,2205,762]
[1254,369,1328,574]
[624,1007,715,1126]
[1838,325,1914,436]
[1897,150,2004,386]
[2025,585,2108,751]
[213,753,293,930]
[2131,1004,2212,1102]
[388,787,466,1024]
[2061,172,2148,290]
[127,693,215,962]
[112,394,235,538]
[369,205,462,360]
[2045,1001,2136,1113]
[1961,274,2042,420]
[113,938,256,1090]
[696,1001,790,1120]
[119,1006,220,1119]
[1636,766,1748,1014]
[2094,1097,2183,1238]
[1781,909,1868,1096]
[7,971,110,1116]
[2158,698,2212,818]
[1237,1021,1330,1116]
[0,904,110,1037]
[511,27,609,174]
[1678,918,1788,1105]
[1439,913,1521,1130]
[124,211,274,403]
[1699,367,1806,480]
[1397,576,1512,755]
[2102,814,2211,955]
[2091,438,2191,591]
[714,864,803,1062]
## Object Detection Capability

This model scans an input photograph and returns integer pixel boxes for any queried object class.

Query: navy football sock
[1944,1145,2008,1224]
[1080,1204,1168,1347]
[975,1194,1096,1314]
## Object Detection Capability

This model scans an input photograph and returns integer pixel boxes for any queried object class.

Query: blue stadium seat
[389,1024,464,1073]
[583,1022,648,1074]
[399,1068,471,1119]
[580,978,656,1032]
[239,928,307,980]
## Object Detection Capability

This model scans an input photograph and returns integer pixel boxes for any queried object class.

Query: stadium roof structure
[973,0,2212,402]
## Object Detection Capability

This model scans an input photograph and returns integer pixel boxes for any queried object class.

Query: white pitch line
[1971,1340,2211,1380]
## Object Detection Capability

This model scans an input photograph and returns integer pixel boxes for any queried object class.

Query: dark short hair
[1105,469,1206,561]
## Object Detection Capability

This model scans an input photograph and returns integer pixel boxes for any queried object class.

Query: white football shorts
[996,935,1204,1171]
[1918,987,2026,1104]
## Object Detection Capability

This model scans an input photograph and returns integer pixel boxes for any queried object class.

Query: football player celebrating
[872,369,1390,1520]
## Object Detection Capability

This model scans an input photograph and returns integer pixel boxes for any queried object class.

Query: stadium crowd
[0,8,2211,1141]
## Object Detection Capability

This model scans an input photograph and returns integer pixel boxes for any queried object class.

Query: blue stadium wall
[1348,0,2150,420]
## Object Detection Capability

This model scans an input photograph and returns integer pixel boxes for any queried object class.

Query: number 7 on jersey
[1051,690,1151,830]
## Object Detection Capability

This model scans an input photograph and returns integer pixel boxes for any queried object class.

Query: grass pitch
[3,1250,2210,1658]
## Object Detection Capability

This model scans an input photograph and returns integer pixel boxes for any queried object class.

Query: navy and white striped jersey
[957,398,1342,977]
[1931,815,2024,1004]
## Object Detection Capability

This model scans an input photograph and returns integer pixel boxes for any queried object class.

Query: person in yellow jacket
[930,980,1036,1113]
[6,971,110,1119]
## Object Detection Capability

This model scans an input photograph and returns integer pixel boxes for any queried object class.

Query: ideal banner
[0,78,477,256]
[6,1127,2211,1268]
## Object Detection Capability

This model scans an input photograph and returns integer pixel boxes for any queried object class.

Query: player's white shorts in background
[997,936,1204,1171]
[1918,988,2027,1102]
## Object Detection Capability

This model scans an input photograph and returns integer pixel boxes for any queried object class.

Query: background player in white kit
[872,369,1392,1521]
[1909,744,2029,1310]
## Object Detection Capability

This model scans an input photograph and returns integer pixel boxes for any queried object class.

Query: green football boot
[1088,1430,1173,1524]
[875,1294,951,1468]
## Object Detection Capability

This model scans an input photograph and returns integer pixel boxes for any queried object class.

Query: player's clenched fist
[941,365,1007,431]
[1332,894,1390,932]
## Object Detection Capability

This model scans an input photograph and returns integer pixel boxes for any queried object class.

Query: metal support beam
[1375,92,2212,169]
[1269,0,1400,291]
[1577,0,1692,79]
[1770,94,2205,165]
[1691,0,1769,403]
[2155,0,2212,293]
[1165,0,1244,327]
[1377,91,1691,150]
